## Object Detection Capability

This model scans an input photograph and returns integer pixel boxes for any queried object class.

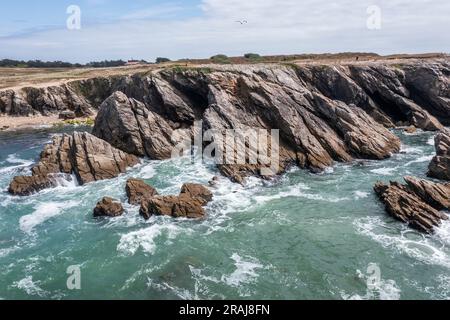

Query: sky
[0,0,449,63]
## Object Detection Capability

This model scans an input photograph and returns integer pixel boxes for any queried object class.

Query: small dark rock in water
[208,176,219,187]
[126,178,158,205]
[374,176,449,233]
[140,183,213,220]
[93,197,124,217]
[59,110,76,120]
[404,125,417,134]
[428,128,450,181]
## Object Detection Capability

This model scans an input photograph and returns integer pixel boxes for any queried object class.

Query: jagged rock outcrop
[125,178,158,205]
[0,85,93,117]
[93,197,124,217]
[2,61,448,127]
[8,132,139,196]
[428,128,450,181]
[92,91,186,159]
[404,176,450,210]
[139,183,213,220]
[180,183,213,204]
[3,61,450,183]
[374,177,449,233]
[90,66,405,182]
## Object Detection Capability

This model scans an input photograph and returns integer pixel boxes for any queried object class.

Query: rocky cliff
[4,60,450,184]
[1,61,448,126]
[428,128,450,180]
[8,132,139,195]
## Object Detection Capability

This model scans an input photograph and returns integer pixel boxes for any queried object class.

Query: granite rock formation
[8,132,139,195]
[428,128,450,181]
[125,178,158,205]
[374,176,449,233]
[139,183,213,220]
[93,197,124,217]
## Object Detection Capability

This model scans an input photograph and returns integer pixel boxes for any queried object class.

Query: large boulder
[140,183,212,220]
[8,132,139,196]
[374,177,449,233]
[428,128,450,181]
[140,195,205,219]
[92,91,181,159]
[180,183,213,204]
[93,197,124,217]
[125,178,158,205]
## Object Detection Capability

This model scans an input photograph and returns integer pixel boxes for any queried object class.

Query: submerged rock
[125,178,158,205]
[428,128,450,181]
[93,197,124,217]
[374,177,449,233]
[8,132,139,196]
[139,183,213,220]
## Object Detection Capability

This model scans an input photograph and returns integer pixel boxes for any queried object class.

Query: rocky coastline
[3,59,449,231]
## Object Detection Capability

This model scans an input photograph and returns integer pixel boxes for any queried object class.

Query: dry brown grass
[0,53,447,90]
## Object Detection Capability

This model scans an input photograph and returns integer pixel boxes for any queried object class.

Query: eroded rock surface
[374,177,449,233]
[139,183,213,219]
[428,128,450,181]
[125,178,158,205]
[8,132,139,195]
[93,197,124,217]
[92,91,184,159]
[3,61,449,183]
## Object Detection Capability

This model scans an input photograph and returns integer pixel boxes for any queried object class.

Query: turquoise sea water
[0,126,449,300]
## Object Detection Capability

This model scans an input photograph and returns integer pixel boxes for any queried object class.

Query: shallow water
[0,127,449,300]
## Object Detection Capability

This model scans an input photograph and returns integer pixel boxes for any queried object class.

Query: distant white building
[125,60,140,66]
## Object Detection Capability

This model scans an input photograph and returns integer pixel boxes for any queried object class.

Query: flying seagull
[235,20,248,24]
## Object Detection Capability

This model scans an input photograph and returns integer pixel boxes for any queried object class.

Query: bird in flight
[235,20,248,24]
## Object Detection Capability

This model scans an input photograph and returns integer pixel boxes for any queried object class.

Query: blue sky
[0,0,449,63]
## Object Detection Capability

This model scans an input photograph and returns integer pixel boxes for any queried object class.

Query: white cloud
[0,0,448,62]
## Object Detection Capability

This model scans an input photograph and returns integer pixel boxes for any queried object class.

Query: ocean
[0,126,449,300]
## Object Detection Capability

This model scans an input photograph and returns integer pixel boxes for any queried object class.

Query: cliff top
[0,53,448,91]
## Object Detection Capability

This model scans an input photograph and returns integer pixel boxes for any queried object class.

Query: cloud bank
[1,0,449,62]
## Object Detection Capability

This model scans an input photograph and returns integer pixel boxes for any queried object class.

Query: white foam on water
[12,276,48,297]
[0,246,20,258]
[355,216,450,269]
[147,277,196,300]
[404,155,434,167]
[117,221,186,256]
[400,145,423,154]
[0,155,34,175]
[370,167,398,176]
[354,191,369,199]
[341,271,401,300]
[435,219,450,246]
[221,253,263,288]
[253,183,349,205]
[6,154,31,164]
[19,200,80,234]
[427,136,436,146]
[137,163,156,179]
